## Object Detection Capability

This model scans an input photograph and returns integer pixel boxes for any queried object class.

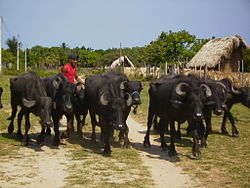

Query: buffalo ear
[100,92,110,106]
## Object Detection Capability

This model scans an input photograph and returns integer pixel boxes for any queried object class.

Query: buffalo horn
[52,77,62,89]
[200,84,212,98]
[22,98,36,108]
[231,86,241,94]
[120,81,126,90]
[175,82,189,96]
[100,92,109,105]
[217,82,226,89]
[126,93,133,106]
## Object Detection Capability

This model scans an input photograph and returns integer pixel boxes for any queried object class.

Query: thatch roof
[186,35,248,68]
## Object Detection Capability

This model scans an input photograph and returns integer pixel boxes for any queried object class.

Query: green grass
[131,82,250,188]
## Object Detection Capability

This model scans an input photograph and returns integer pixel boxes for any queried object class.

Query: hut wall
[217,47,243,73]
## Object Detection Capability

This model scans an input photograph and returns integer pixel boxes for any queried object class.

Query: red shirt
[63,63,76,83]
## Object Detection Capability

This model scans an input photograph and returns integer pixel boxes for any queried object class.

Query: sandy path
[0,116,196,188]
[127,117,195,188]
[0,134,69,188]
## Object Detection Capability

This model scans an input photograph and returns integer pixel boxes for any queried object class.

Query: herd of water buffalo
[0,71,249,159]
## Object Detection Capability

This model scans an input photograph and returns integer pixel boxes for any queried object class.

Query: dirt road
[0,117,196,188]
[127,117,195,188]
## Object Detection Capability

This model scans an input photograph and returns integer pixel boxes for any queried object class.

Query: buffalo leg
[143,108,154,147]
[221,112,229,135]
[17,109,24,138]
[37,125,45,145]
[169,121,177,156]
[52,112,60,146]
[123,125,130,148]
[90,110,97,142]
[176,122,182,139]
[8,104,18,134]
[22,112,30,146]
[75,113,83,138]
[159,118,167,150]
[226,111,239,137]
[101,118,111,154]
[61,113,73,139]
[191,121,201,159]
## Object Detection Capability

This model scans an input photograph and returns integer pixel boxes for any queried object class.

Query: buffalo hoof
[52,139,60,146]
[119,138,124,145]
[143,140,151,148]
[168,150,177,157]
[77,131,83,138]
[122,144,131,149]
[122,141,131,148]
[232,131,239,137]
[161,143,168,151]
[36,136,44,145]
[186,130,192,136]
[221,130,229,135]
[91,135,96,143]
[21,137,28,146]
[61,131,69,139]
[201,140,207,148]
[45,128,51,136]
[193,151,201,159]
[8,125,14,134]
[103,149,111,155]
[176,131,182,139]
[17,131,23,138]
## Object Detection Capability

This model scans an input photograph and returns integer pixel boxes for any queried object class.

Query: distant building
[186,35,248,72]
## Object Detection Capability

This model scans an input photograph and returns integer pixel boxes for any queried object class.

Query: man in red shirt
[61,54,85,84]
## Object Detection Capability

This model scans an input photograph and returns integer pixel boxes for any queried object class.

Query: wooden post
[0,16,2,74]
[204,64,207,79]
[165,61,168,75]
[241,59,244,86]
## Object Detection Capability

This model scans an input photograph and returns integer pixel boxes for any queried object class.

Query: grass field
[131,82,250,188]
[0,74,153,188]
[0,73,249,187]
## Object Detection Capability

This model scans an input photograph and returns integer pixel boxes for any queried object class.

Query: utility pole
[25,47,27,71]
[0,16,2,74]
[17,35,20,71]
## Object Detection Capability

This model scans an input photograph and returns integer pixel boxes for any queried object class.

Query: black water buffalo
[219,78,250,136]
[73,86,88,138]
[85,73,132,153]
[153,74,228,147]
[144,74,212,158]
[8,72,53,145]
[101,71,143,146]
[0,87,3,109]
[42,74,81,146]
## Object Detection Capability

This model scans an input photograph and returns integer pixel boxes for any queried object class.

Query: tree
[243,47,250,72]
[6,36,21,56]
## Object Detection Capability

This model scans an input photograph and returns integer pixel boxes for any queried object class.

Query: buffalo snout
[113,124,126,130]
[194,113,203,121]
[45,121,53,128]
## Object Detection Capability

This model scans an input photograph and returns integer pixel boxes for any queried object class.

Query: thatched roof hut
[186,35,248,72]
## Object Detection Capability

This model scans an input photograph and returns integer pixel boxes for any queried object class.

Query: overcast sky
[0,0,249,50]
